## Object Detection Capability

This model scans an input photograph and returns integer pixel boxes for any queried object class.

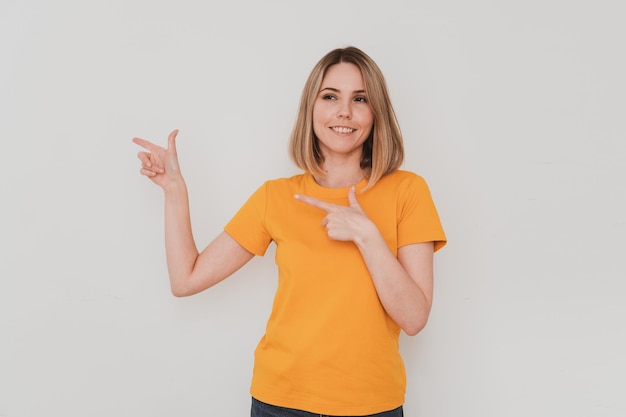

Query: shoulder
[255,173,308,197]
[367,170,436,206]
[237,173,307,212]
[262,173,307,189]
[376,170,429,190]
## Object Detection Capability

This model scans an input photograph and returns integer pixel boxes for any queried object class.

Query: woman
[134,46,446,417]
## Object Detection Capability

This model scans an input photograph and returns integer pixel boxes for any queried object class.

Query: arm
[163,180,254,296]
[295,187,434,335]
[134,130,254,297]
[355,231,434,336]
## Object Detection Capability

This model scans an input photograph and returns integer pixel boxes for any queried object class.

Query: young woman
[134,46,446,417]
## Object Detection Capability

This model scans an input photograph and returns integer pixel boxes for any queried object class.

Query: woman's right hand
[133,129,182,189]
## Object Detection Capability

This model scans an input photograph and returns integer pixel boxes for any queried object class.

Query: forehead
[321,62,365,89]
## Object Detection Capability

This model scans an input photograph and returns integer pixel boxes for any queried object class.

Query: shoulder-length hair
[289,46,404,190]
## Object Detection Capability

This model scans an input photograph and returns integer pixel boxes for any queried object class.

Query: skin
[133,130,254,297]
[298,63,435,335]
[134,63,436,336]
[312,62,374,187]
[294,188,434,336]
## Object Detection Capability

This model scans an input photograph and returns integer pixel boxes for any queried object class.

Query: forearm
[295,187,435,334]
[163,179,199,293]
[355,230,433,336]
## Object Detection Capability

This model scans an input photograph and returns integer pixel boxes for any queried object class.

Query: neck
[314,163,366,189]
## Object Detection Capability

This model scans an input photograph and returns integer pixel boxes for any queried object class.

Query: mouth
[331,126,356,134]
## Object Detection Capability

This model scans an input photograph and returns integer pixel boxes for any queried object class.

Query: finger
[167,129,179,152]
[139,167,157,177]
[137,151,152,167]
[294,194,338,212]
[132,137,159,152]
[347,186,361,209]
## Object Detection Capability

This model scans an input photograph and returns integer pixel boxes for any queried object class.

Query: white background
[1,1,624,416]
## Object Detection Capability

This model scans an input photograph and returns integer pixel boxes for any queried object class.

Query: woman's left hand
[298,186,434,336]
[295,186,376,243]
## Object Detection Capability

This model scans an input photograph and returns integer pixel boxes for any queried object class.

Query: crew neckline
[303,173,369,199]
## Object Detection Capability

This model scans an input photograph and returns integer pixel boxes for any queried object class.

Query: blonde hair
[289,46,404,190]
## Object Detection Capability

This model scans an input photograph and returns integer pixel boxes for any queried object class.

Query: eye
[354,96,368,103]
[322,94,337,100]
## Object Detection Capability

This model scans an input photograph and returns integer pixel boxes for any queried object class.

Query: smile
[331,127,355,134]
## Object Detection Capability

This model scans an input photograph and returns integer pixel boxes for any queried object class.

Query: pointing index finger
[132,137,159,152]
[294,194,338,212]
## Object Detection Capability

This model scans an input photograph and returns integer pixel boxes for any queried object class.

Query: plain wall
[1,1,624,416]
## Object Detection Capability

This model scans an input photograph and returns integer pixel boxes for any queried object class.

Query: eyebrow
[320,87,367,94]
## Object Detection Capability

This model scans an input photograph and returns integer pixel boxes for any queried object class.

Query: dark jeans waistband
[251,397,404,417]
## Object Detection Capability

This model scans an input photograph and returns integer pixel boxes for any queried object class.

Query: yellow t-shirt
[224,170,446,415]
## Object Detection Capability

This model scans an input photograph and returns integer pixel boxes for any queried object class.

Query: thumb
[348,186,361,209]
[167,129,179,152]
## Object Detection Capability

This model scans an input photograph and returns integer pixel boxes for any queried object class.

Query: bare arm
[162,180,254,296]
[355,233,434,336]
[295,187,434,335]
[134,130,254,296]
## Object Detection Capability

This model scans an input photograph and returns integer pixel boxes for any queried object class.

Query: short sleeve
[397,175,447,252]
[224,182,273,256]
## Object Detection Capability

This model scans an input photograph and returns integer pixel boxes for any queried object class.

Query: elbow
[403,316,429,337]
[403,324,423,337]
[170,285,191,297]
[169,272,215,297]
[170,278,195,297]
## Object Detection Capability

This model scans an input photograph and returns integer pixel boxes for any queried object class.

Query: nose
[337,101,352,119]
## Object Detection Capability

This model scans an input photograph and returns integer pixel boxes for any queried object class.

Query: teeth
[332,127,355,133]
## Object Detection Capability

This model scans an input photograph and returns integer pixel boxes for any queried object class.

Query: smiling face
[312,62,374,163]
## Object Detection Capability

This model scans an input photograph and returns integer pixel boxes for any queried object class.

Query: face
[312,62,374,162]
